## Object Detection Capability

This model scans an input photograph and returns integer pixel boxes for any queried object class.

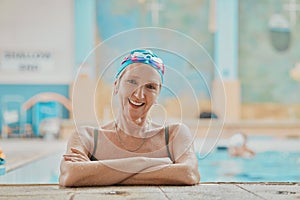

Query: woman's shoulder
[165,123,193,140]
[167,122,190,133]
[77,125,95,136]
[166,123,196,151]
[69,124,114,151]
[66,126,96,152]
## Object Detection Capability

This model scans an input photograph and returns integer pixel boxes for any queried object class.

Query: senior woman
[59,49,200,186]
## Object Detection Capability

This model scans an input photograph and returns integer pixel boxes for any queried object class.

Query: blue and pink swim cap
[116,49,165,82]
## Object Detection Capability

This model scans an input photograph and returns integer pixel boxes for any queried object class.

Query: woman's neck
[116,112,149,138]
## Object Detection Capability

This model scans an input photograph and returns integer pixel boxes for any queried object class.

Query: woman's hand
[63,147,90,162]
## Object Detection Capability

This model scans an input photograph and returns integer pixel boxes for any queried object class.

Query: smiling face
[114,63,162,124]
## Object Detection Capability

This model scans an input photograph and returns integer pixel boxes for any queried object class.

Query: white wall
[0,0,74,84]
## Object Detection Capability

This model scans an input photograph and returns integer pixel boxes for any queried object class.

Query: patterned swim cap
[116,49,165,82]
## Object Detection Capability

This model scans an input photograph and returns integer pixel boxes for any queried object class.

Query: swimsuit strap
[90,128,99,161]
[165,126,174,163]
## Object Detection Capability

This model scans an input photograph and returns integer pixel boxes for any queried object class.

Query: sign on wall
[0,50,54,73]
[0,0,74,84]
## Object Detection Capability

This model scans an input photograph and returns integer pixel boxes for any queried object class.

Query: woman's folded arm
[59,123,200,186]
[119,151,200,185]
[59,130,172,187]
[59,156,172,187]
[119,124,200,185]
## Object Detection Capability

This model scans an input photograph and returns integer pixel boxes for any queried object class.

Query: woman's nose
[133,86,145,99]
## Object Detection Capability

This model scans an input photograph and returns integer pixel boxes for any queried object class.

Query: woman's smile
[128,97,145,107]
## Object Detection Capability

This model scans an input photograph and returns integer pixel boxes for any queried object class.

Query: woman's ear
[113,80,119,95]
[158,84,162,94]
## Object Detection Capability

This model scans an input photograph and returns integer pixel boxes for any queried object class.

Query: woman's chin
[127,109,144,119]
[123,106,150,125]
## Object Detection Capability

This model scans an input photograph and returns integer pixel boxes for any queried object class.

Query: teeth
[129,98,144,106]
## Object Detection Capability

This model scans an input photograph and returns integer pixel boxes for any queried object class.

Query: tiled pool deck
[0,139,299,199]
[0,182,299,200]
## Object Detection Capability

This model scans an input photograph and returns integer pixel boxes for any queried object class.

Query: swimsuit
[89,126,173,162]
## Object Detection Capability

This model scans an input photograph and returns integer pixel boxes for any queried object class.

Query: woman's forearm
[59,156,172,187]
[119,162,200,185]
[59,160,132,186]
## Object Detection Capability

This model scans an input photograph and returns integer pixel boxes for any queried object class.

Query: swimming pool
[0,137,299,184]
[197,136,300,182]
[0,151,62,184]
[197,150,300,182]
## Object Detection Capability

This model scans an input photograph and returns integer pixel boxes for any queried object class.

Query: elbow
[59,173,70,187]
[59,161,76,187]
[182,164,200,185]
[59,171,74,187]
[187,169,200,185]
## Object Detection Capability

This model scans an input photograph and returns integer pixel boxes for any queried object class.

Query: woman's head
[114,49,165,124]
[115,49,164,82]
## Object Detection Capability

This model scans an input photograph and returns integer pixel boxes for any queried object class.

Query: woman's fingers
[63,151,89,162]
[63,154,84,158]
[63,156,73,161]
[71,147,86,156]
[63,155,87,162]
[66,147,90,161]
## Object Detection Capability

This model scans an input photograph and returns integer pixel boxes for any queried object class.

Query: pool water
[0,152,62,184]
[197,150,300,182]
[0,139,299,184]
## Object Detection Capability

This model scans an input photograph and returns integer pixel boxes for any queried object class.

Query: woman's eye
[146,84,157,90]
[127,79,137,84]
